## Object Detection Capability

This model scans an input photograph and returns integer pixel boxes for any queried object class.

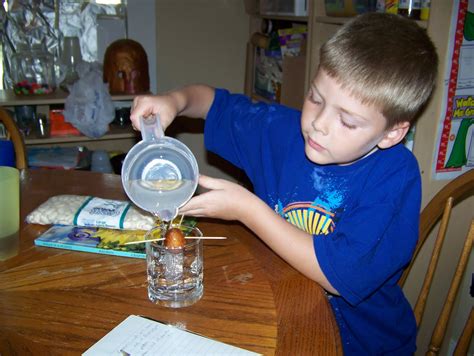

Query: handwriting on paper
[83,315,261,356]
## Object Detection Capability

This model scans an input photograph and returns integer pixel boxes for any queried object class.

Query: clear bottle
[398,0,421,20]
[11,44,56,95]
[59,36,83,92]
[420,0,430,21]
[376,0,386,13]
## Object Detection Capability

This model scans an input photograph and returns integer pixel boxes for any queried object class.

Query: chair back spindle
[453,307,474,356]
[399,169,474,355]
[426,220,473,356]
[413,197,453,326]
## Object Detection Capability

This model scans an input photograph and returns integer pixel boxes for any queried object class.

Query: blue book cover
[34,225,147,259]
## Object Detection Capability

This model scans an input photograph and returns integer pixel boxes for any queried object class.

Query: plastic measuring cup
[121,115,199,221]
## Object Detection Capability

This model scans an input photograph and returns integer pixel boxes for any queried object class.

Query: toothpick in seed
[123,236,227,246]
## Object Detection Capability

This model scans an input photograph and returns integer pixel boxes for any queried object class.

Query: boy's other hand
[179,175,255,221]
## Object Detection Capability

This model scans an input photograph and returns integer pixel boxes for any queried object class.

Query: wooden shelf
[314,15,428,28]
[25,125,139,145]
[259,14,308,22]
[0,89,142,152]
[0,89,139,106]
[245,9,309,110]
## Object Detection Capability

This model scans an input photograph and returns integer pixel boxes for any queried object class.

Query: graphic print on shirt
[276,200,336,235]
[275,168,346,235]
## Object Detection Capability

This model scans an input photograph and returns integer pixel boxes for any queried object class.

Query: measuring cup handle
[140,115,164,142]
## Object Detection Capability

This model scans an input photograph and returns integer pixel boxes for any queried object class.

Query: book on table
[34,225,147,258]
[27,146,91,170]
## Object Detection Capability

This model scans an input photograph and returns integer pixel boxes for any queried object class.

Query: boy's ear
[377,122,410,149]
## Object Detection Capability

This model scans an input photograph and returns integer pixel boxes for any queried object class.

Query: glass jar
[59,36,82,92]
[12,44,56,95]
[398,0,421,20]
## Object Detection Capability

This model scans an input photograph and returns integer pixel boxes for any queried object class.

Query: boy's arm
[180,175,338,295]
[244,189,338,294]
[130,84,215,130]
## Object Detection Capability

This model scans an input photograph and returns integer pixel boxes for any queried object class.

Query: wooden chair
[453,306,473,356]
[0,107,27,170]
[399,169,474,356]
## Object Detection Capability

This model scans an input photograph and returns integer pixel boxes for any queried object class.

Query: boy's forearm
[168,84,215,119]
[239,195,338,295]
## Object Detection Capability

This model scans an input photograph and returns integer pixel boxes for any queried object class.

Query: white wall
[154,0,249,183]
[127,0,158,93]
[155,0,248,93]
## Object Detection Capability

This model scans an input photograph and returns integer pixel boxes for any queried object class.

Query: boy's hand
[130,85,215,132]
[183,176,337,294]
[130,94,178,132]
[179,175,254,221]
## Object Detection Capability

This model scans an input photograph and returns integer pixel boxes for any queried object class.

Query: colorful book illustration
[34,218,198,259]
[34,225,147,259]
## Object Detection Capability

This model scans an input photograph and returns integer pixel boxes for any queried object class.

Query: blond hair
[319,12,438,127]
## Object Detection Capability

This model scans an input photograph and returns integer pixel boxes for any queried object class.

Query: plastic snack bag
[63,62,115,138]
[26,195,155,231]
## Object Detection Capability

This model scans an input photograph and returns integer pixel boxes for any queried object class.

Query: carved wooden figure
[103,39,150,95]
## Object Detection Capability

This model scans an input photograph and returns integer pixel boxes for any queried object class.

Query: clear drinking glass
[146,224,203,308]
[59,36,82,91]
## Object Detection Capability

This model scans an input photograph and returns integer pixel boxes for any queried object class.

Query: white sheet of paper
[83,315,261,356]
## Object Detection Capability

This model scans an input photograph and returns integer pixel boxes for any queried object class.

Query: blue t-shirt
[204,89,419,355]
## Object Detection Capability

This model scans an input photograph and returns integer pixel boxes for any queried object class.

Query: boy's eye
[307,91,322,105]
[340,119,357,130]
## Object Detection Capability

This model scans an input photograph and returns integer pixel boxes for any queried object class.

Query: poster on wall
[434,0,474,180]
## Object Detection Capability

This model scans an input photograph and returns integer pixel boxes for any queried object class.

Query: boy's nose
[311,109,330,136]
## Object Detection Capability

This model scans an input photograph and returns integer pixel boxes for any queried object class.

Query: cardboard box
[280,55,306,110]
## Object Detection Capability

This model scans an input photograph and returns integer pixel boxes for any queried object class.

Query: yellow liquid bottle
[420,0,430,21]
[0,167,20,260]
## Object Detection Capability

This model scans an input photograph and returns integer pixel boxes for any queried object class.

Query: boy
[130,13,438,355]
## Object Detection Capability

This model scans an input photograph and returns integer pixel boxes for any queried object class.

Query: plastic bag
[64,62,115,138]
[26,195,155,230]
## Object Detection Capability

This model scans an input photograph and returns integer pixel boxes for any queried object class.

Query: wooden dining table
[0,169,341,355]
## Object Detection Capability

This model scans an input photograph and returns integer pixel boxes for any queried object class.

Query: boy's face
[301,69,396,166]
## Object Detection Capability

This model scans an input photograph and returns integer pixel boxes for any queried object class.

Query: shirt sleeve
[204,88,300,183]
[314,155,421,306]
